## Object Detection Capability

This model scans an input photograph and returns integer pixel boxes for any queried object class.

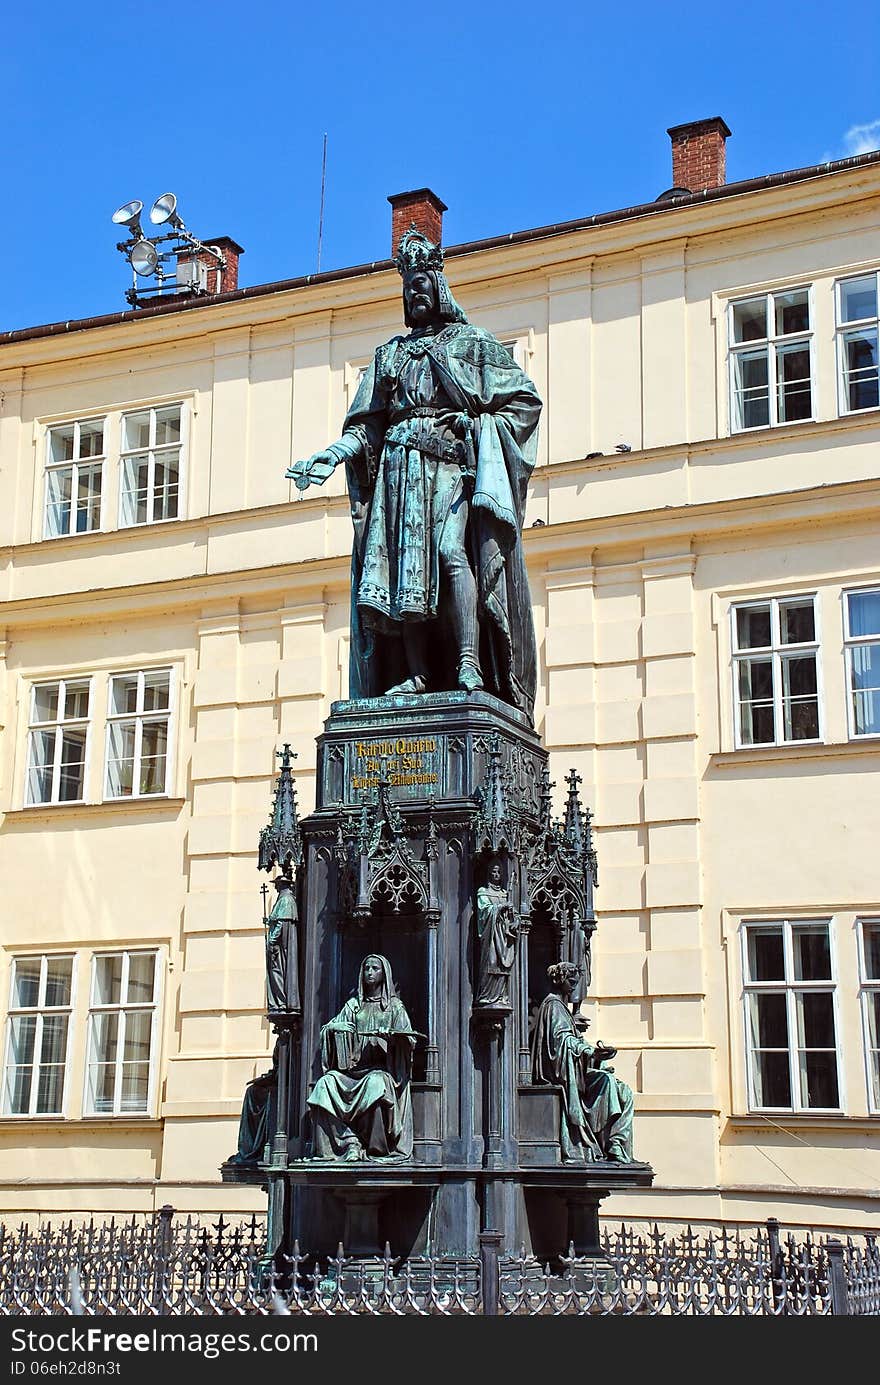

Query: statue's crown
[394,226,444,277]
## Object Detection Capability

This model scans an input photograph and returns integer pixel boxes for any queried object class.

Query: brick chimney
[667,118,731,193]
[388,189,447,257]
[175,236,244,295]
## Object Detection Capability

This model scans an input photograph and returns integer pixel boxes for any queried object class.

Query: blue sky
[2,0,879,332]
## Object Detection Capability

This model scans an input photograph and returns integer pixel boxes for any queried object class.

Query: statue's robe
[307,994,415,1159]
[531,992,634,1163]
[341,324,541,718]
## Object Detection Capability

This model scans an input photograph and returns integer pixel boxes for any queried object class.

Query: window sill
[712,739,879,768]
[5,797,186,820]
[727,1113,879,1132]
[0,1115,162,1130]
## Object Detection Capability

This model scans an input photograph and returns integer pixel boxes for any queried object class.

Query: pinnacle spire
[258,743,303,875]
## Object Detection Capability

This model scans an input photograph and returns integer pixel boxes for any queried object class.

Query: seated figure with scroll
[530,962,634,1163]
[306,954,416,1162]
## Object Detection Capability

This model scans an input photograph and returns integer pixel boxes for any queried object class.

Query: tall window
[26,679,91,804]
[85,952,158,1115]
[119,405,182,527]
[860,920,880,1113]
[836,274,879,414]
[743,919,840,1112]
[105,669,172,798]
[44,419,104,538]
[845,588,880,738]
[2,956,73,1115]
[732,596,820,746]
[729,289,812,431]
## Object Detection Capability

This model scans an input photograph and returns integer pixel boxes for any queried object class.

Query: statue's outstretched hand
[285,450,338,491]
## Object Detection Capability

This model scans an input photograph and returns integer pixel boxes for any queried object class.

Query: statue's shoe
[385,676,427,694]
[457,661,484,692]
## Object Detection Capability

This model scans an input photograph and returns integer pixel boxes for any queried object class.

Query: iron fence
[0,1209,877,1315]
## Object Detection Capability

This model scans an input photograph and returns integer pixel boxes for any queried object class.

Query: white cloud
[842,120,880,156]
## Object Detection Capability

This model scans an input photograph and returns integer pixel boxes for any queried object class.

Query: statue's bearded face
[403,269,438,326]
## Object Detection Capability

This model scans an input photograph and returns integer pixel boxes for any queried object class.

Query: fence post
[480,1230,502,1317]
[826,1239,850,1315]
[766,1217,785,1314]
[153,1204,175,1315]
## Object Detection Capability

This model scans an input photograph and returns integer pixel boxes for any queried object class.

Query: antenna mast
[316,133,328,273]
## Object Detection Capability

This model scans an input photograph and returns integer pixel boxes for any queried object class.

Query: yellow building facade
[1,126,879,1233]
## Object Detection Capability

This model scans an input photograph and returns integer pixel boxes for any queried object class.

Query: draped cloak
[340,323,541,718]
[531,993,634,1163]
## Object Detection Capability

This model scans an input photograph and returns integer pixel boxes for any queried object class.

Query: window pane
[842,328,879,411]
[7,1015,37,1066]
[779,600,815,645]
[798,1051,839,1108]
[3,1063,33,1116]
[733,349,770,429]
[796,990,835,1047]
[749,991,788,1046]
[110,675,140,717]
[93,956,123,1007]
[738,658,774,744]
[863,922,880,981]
[840,276,878,324]
[106,720,136,797]
[867,994,880,1110]
[776,343,812,422]
[74,464,102,533]
[123,412,151,452]
[120,455,150,527]
[45,467,72,538]
[63,682,90,721]
[35,1064,65,1114]
[793,925,832,980]
[120,1063,150,1113]
[142,671,170,713]
[32,685,60,723]
[152,454,180,522]
[40,1013,69,1066]
[49,426,75,465]
[774,289,809,336]
[139,721,168,794]
[732,298,767,343]
[848,590,880,638]
[123,1010,152,1063]
[78,420,104,459]
[850,644,880,735]
[126,954,156,1004]
[751,1050,791,1108]
[58,727,87,801]
[747,928,785,981]
[735,605,771,650]
[781,655,819,740]
[12,960,42,1009]
[154,407,181,446]
[26,729,54,805]
[44,958,72,1008]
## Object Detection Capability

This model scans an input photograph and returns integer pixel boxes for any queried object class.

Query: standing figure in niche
[306,954,415,1162]
[531,962,634,1163]
[227,1044,278,1167]
[475,854,518,1008]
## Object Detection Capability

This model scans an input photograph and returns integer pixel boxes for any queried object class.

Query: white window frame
[118,402,187,528]
[730,594,823,749]
[25,677,92,806]
[858,918,880,1115]
[741,918,843,1115]
[843,585,880,741]
[104,667,174,800]
[43,417,106,540]
[2,954,75,1117]
[835,272,880,417]
[83,950,161,1117]
[728,288,814,433]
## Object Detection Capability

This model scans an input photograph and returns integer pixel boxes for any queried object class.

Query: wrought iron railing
[0,1210,877,1315]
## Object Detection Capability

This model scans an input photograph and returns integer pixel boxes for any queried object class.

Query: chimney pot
[387,188,447,257]
[667,117,731,193]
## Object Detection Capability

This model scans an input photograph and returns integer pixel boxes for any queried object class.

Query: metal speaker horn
[150,192,181,228]
[129,238,160,277]
[112,199,144,238]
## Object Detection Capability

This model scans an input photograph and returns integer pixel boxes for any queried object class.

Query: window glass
[840,276,878,324]
[732,298,767,343]
[775,290,809,336]
[127,954,156,1004]
[44,958,73,1007]
[736,605,771,650]
[124,412,151,452]
[93,955,123,1006]
[864,922,880,981]
[848,590,880,638]
[78,421,104,458]
[779,600,815,645]
[49,426,75,465]
[747,927,785,981]
[12,959,42,1009]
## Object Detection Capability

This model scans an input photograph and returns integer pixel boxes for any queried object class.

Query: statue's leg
[312,1109,363,1160]
[439,481,483,692]
[385,623,428,694]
